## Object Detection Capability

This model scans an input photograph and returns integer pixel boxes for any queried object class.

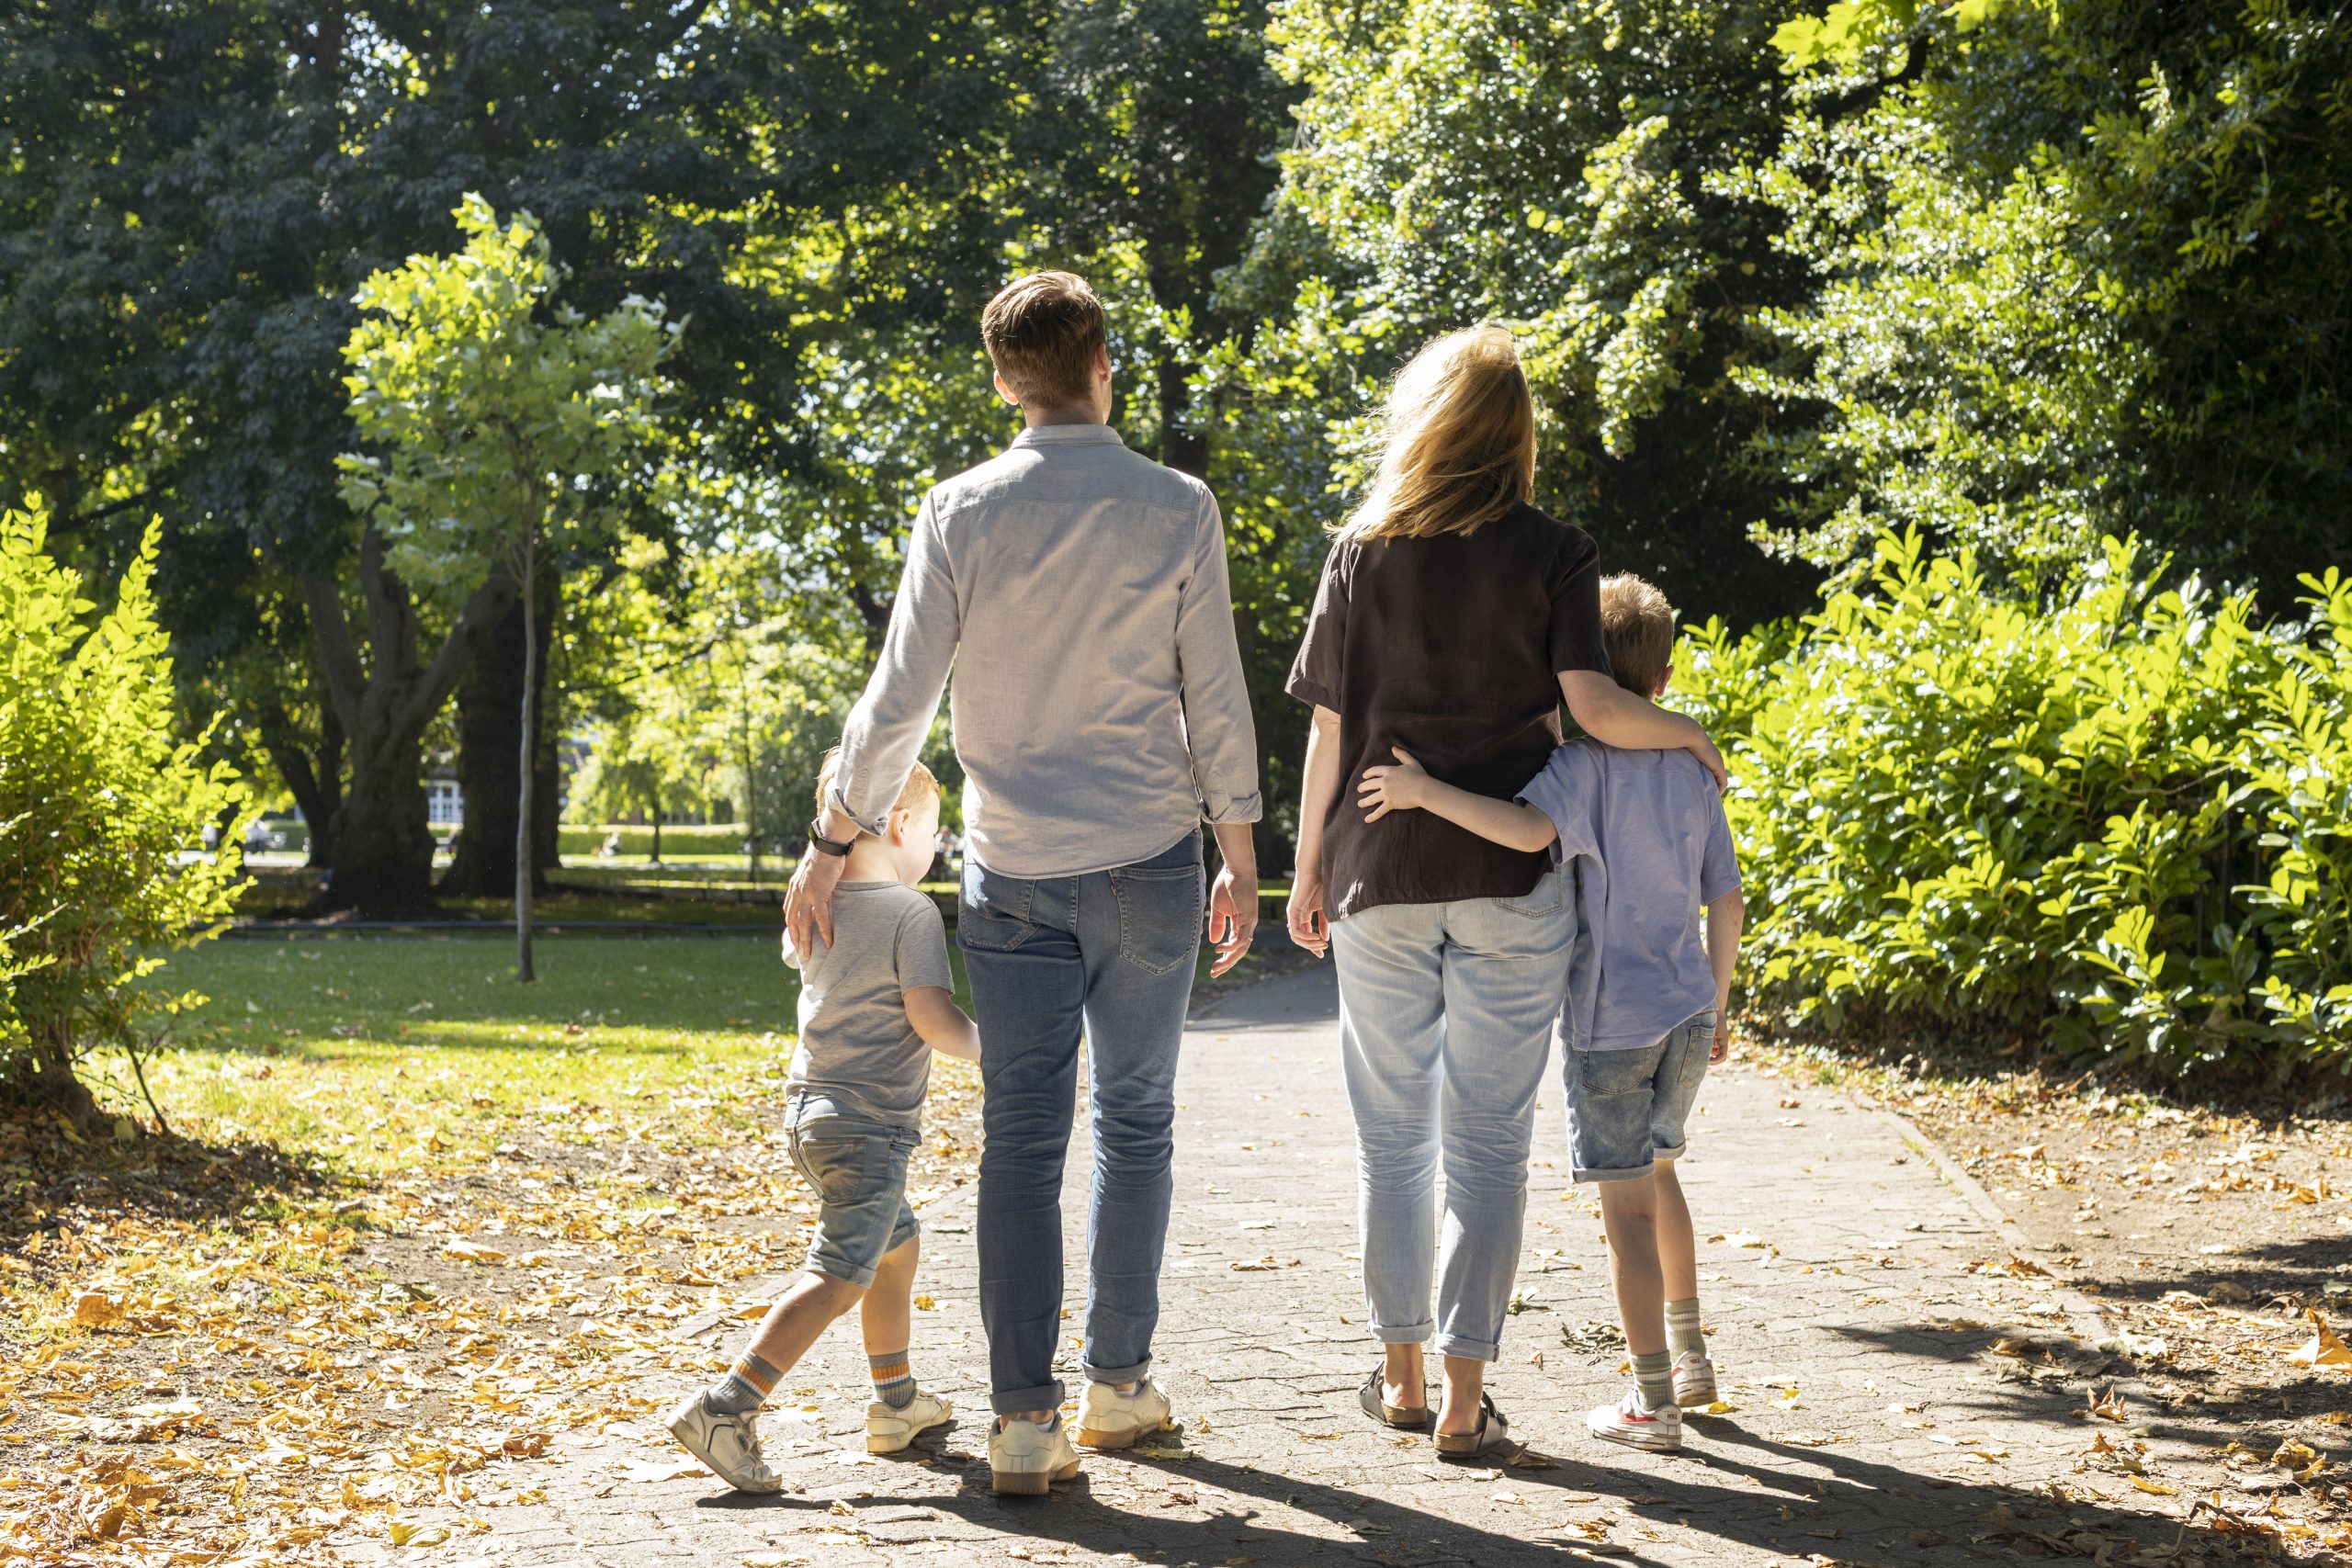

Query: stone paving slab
[446,967,2185,1566]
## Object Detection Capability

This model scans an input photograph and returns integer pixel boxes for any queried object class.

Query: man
[785,270,1261,1495]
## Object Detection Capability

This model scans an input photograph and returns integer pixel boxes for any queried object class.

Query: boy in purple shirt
[1356,573,1745,1456]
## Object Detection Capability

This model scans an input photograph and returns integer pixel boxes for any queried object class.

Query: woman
[1284,326,1723,1455]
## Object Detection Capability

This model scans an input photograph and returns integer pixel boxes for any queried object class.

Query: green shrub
[1679,531,2350,1076]
[556,823,752,860]
[0,507,252,1120]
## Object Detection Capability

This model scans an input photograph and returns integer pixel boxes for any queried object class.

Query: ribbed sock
[705,1351,781,1416]
[1666,1298,1705,1360]
[869,1350,915,1411]
[1631,1350,1674,1413]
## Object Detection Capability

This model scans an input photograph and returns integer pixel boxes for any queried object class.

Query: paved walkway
[464,966,2190,1567]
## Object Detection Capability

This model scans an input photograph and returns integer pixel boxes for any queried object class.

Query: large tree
[1743,0,2352,594]
[0,2,1058,911]
[1233,0,1822,631]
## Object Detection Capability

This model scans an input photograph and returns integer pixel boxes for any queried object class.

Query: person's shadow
[687,1406,2247,1565]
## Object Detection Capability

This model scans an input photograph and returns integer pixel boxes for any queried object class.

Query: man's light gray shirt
[831,424,1261,879]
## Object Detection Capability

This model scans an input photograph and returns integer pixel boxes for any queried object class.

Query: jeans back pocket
[1111,861,1205,976]
[958,861,1036,953]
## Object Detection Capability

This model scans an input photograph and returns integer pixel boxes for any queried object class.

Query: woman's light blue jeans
[1330,870,1576,1362]
[958,830,1204,1415]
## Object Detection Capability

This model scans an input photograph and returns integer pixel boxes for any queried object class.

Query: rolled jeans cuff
[990,1378,1067,1417]
[1084,1356,1151,1387]
[1372,1319,1434,1347]
[1433,1331,1501,1363]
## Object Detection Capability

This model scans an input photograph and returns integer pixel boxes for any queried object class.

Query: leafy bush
[1679,531,2351,1076]
[0,507,251,1120]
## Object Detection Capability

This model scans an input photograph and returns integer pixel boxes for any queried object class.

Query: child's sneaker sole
[1588,1404,1683,1453]
[1674,1371,1719,1409]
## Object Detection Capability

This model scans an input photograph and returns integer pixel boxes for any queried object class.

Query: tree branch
[300,569,367,737]
[403,568,521,738]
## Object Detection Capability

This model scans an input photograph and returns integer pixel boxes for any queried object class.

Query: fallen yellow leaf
[2286,1311,2352,1370]
[72,1293,124,1330]
[2130,1475,2177,1496]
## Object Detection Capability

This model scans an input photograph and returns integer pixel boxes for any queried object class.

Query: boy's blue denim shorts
[786,1093,920,1287]
[1564,1011,1716,1183]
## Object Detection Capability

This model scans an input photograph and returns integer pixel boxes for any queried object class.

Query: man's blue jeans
[958,830,1204,1415]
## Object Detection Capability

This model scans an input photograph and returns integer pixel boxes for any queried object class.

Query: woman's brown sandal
[1433,1393,1510,1459]
[1359,1366,1432,1430]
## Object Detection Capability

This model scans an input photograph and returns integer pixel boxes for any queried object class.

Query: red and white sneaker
[1587,1388,1683,1452]
[1671,1351,1718,1409]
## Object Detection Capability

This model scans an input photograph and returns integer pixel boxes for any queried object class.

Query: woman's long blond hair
[1335,326,1535,543]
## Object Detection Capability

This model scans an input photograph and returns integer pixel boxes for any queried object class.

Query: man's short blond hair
[814,749,939,833]
[1598,573,1677,698]
[980,271,1106,410]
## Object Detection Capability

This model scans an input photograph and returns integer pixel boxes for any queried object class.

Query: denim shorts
[1563,1010,1716,1183]
[786,1093,921,1287]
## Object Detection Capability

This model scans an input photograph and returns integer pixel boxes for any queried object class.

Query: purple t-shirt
[1517,739,1741,1052]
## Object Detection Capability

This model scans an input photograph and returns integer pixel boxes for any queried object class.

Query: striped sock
[1666,1298,1704,1359]
[1631,1350,1674,1413]
[869,1350,915,1411]
[704,1351,781,1416]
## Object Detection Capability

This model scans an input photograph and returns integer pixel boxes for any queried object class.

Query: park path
[452,964,2193,1568]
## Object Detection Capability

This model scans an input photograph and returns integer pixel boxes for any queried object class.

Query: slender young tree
[338,195,673,976]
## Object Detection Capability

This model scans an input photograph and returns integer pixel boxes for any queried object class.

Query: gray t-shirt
[1516,739,1741,1053]
[783,881,955,1127]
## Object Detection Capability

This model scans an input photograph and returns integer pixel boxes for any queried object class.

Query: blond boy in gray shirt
[668,757,979,1494]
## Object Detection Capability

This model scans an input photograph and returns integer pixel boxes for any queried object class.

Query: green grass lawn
[115,934,878,1176]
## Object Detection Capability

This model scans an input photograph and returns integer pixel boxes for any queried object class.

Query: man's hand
[785,849,847,954]
[1357,747,1430,821]
[1286,864,1329,959]
[1205,863,1258,978]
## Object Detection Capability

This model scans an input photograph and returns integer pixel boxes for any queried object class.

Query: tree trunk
[1157,352,1208,478]
[515,530,537,984]
[324,726,438,917]
[258,697,344,870]
[441,591,556,897]
[302,526,518,918]
[649,786,662,866]
[15,1028,100,1127]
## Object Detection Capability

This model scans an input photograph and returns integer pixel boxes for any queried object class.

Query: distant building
[428,766,462,830]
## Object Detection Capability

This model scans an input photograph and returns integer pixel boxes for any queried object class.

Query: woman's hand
[1357,747,1430,821]
[1688,731,1729,795]
[1286,862,1329,958]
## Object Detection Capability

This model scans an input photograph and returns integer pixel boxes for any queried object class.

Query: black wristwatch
[808,818,854,857]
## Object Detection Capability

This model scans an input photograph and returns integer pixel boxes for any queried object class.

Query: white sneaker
[988,1416,1082,1495]
[1587,1388,1684,1453]
[1671,1351,1718,1409]
[1075,1377,1172,1450]
[665,1393,782,1494]
[866,1388,952,1454]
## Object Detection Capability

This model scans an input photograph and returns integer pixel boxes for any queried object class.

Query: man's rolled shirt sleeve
[831,494,959,835]
[1175,489,1263,824]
